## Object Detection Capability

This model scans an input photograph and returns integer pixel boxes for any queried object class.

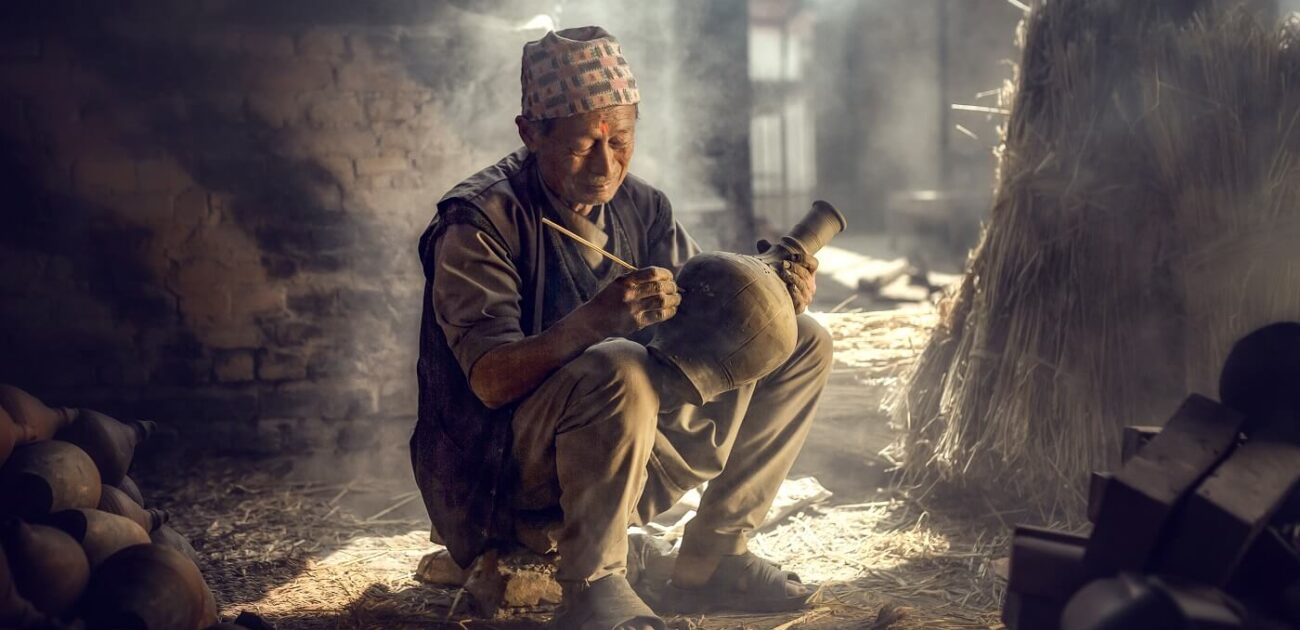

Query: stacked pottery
[0,384,220,629]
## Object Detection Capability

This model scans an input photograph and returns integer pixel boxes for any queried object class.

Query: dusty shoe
[549,574,665,630]
[656,552,813,614]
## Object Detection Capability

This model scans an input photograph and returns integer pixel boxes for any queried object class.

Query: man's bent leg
[680,313,833,558]
[512,339,660,584]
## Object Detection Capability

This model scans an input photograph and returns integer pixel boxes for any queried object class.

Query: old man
[412,26,832,630]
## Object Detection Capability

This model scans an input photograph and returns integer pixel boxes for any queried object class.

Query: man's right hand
[579,266,681,338]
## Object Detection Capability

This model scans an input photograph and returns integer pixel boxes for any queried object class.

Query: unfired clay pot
[98,485,167,533]
[0,441,102,519]
[0,385,75,444]
[0,544,45,627]
[0,519,90,618]
[117,474,146,507]
[56,409,156,485]
[81,543,216,630]
[648,201,846,405]
[44,508,151,568]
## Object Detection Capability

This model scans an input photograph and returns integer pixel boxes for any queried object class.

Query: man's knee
[795,313,834,374]
[562,339,660,432]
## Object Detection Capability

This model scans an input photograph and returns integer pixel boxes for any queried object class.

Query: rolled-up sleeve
[431,223,526,379]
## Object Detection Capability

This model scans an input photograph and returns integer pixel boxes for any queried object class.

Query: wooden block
[1007,526,1088,600]
[1085,395,1245,578]
[1087,471,1111,524]
[1002,591,1062,630]
[1121,425,1163,464]
[1157,439,1300,586]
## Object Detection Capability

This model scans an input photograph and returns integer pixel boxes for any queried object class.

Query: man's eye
[570,144,593,155]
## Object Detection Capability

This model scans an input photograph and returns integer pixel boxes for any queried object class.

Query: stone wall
[0,1,750,474]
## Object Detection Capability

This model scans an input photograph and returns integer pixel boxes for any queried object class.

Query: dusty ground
[135,306,1011,629]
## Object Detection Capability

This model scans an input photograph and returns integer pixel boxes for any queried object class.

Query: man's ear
[516,115,540,152]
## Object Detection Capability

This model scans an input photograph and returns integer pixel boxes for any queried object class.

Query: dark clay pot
[55,409,156,485]
[0,441,102,519]
[0,385,74,444]
[117,474,146,507]
[0,408,18,471]
[98,485,167,533]
[81,543,213,630]
[151,524,203,568]
[0,544,45,627]
[0,520,90,618]
[44,508,150,568]
[648,201,846,405]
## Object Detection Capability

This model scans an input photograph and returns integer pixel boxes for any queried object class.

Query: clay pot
[0,441,102,519]
[98,485,167,532]
[0,385,75,444]
[0,545,45,627]
[44,508,150,568]
[81,543,213,630]
[151,524,203,568]
[649,201,846,405]
[55,409,156,485]
[0,520,90,618]
[117,474,146,507]
[0,408,18,470]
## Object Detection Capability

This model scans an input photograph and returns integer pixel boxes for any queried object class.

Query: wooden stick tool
[541,217,637,271]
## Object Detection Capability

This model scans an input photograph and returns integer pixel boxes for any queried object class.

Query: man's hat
[521,26,640,121]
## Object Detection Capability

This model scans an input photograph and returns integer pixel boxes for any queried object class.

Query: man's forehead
[552,106,637,136]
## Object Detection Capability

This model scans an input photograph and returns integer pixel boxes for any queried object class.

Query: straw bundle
[895,0,1300,521]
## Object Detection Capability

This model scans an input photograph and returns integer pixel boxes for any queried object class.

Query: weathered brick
[380,379,417,415]
[378,125,430,153]
[315,155,355,184]
[214,351,255,383]
[173,188,214,226]
[355,155,409,176]
[137,159,193,193]
[241,31,296,58]
[152,358,214,386]
[366,96,418,122]
[305,93,366,128]
[74,158,137,194]
[201,323,262,349]
[113,192,174,225]
[303,129,379,156]
[180,288,231,324]
[261,382,323,417]
[230,287,286,319]
[258,349,308,381]
[270,320,324,346]
[336,62,418,92]
[348,31,399,62]
[246,92,299,128]
[244,59,334,93]
[297,29,347,59]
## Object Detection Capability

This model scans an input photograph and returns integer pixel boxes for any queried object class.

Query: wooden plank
[1084,395,1244,578]
[1156,439,1300,586]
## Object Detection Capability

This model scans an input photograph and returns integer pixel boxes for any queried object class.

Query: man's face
[520,105,637,211]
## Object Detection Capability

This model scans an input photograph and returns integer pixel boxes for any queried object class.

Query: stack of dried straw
[895,0,1300,521]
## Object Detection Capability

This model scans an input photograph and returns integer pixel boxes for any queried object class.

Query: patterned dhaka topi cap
[521,26,640,121]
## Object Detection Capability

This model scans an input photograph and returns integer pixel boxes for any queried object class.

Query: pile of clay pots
[0,384,223,630]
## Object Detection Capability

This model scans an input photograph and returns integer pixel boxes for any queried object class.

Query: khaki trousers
[511,314,832,584]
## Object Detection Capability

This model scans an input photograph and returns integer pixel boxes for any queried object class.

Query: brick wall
[0,1,750,474]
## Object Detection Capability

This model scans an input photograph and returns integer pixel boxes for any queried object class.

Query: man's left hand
[778,256,817,314]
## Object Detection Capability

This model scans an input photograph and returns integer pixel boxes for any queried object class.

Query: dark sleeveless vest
[411,148,667,567]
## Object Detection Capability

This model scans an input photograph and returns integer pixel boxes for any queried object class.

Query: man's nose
[588,143,615,178]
